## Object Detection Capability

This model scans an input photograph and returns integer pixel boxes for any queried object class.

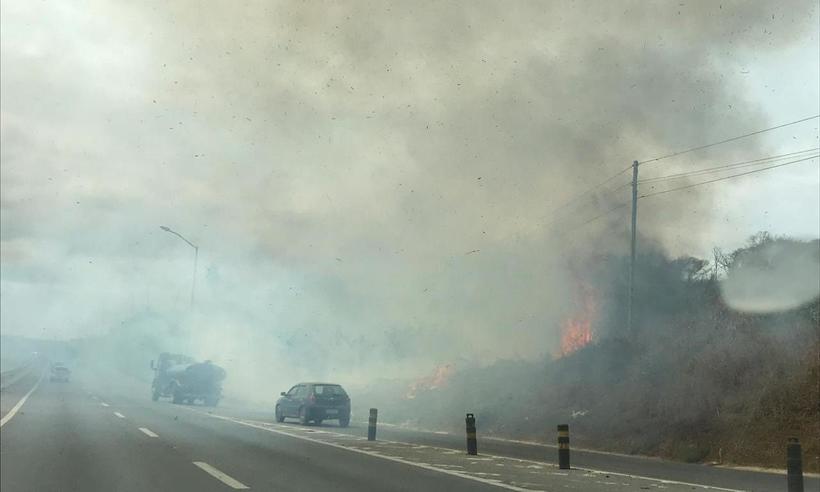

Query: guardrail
[0,357,38,391]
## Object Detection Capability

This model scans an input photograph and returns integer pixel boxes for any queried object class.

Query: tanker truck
[150,352,226,406]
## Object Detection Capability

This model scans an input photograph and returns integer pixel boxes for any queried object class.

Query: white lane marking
[352,421,748,491]
[193,461,250,489]
[185,409,529,491]
[100,402,110,407]
[0,370,44,429]
[114,412,125,419]
[576,466,742,491]
[372,420,658,460]
[138,427,159,437]
[190,409,742,492]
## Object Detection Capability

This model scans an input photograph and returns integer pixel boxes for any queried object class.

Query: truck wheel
[339,417,350,428]
[152,390,160,402]
[299,407,309,425]
[172,392,183,404]
[275,406,285,423]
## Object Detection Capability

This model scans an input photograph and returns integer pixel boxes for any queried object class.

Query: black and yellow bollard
[787,437,804,492]
[558,424,570,469]
[367,408,378,441]
[465,413,477,455]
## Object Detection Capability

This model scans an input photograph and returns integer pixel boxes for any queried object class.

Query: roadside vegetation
[356,233,820,472]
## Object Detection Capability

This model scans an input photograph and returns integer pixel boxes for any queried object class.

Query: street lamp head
[160,225,171,232]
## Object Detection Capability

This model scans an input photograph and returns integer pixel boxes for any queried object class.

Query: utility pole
[627,160,639,338]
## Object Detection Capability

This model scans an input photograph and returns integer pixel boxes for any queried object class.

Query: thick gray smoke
[1,0,818,400]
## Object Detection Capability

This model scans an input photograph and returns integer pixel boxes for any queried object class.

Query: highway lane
[82,391,509,491]
[3,371,816,491]
[1,372,225,491]
[212,402,819,492]
[1,373,515,491]
[0,369,41,423]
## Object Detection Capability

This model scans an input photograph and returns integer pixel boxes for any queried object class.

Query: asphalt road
[213,403,820,492]
[1,371,509,491]
[2,370,816,492]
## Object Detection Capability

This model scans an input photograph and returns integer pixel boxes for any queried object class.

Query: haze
[2,0,818,392]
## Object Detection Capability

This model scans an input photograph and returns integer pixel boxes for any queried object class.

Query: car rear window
[313,385,346,396]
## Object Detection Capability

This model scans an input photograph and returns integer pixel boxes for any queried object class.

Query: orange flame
[559,287,597,356]
[405,364,455,400]
[560,317,593,356]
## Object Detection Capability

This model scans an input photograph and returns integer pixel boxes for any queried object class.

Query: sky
[1,0,818,382]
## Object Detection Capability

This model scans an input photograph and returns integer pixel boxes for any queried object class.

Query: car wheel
[275,406,285,423]
[299,407,309,425]
[339,416,350,428]
[315,419,323,426]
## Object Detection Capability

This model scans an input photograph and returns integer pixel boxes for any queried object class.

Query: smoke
[1,0,818,400]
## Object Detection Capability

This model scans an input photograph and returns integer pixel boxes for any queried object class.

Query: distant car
[50,364,71,382]
[276,382,350,427]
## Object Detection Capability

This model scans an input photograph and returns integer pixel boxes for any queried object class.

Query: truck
[150,352,226,406]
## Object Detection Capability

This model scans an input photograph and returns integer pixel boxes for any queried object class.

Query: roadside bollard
[558,424,570,469]
[787,437,804,492]
[368,408,378,441]
[465,413,477,455]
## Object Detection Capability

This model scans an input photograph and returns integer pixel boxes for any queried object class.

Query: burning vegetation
[559,284,598,357]
[355,235,820,472]
[405,364,455,400]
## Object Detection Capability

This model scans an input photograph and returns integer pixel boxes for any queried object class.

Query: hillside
[354,235,820,472]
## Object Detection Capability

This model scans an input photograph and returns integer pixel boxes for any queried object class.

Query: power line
[548,165,632,218]
[638,115,820,166]
[638,154,818,199]
[556,152,818,235]
[559,202,629,233]
[545,178,631,229]
[638,148,820,184]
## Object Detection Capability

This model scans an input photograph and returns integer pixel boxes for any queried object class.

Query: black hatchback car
[276,382,350,426]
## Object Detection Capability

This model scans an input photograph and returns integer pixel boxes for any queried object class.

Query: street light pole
[191,245,198,308]
[160,225,198,308]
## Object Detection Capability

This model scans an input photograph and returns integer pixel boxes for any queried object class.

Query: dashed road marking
[138,427,159,438]
[0,370,44,429]
[100,402,110,407]
[193,461,250,489]
[114,412,125,419]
